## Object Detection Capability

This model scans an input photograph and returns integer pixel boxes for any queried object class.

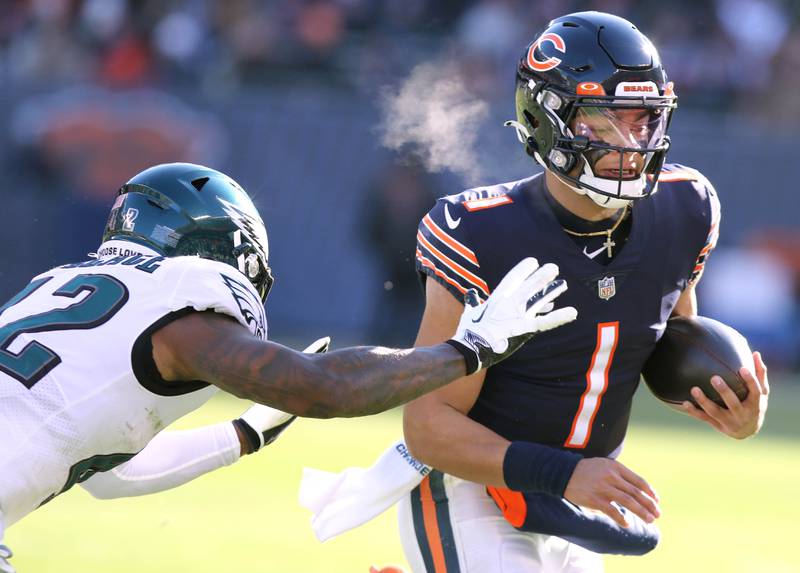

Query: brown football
[641,316,754,408]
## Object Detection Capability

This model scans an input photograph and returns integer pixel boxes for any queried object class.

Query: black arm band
[444,339,479,375]
[503,441,583,497]
[232,418,263,453]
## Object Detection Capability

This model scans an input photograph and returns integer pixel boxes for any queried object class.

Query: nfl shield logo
[597,276,616,300]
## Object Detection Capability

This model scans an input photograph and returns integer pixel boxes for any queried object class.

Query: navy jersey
[415,164,720,457]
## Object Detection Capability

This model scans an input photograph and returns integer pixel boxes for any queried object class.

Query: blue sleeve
[659,164,721,287]
[684,170,721,287]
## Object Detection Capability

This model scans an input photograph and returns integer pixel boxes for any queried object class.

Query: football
[641,316,755,408]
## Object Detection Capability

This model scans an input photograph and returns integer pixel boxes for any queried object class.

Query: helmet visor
[572,106,669,150]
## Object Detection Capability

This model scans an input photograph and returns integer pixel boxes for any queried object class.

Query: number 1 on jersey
[565,322,619,449]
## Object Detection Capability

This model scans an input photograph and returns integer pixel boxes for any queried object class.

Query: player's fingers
[737,362,761,399]
[495,258,540,298]
[532,306,578,332]
[539,302,554,314]
[527,276,568,310]
[518,266,561,309]
[681,400,708,421]
[682,401,723,431]
[526,279,567,315]
[616,478,660,519]
[710,376,744,413]
[617,464,659,503]
[528,262,560,291]
[612,491,655,525]
[599,500,629,528]
[690,387,724,419]
[753,351,769,395]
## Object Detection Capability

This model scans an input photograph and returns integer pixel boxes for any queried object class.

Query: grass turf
[6,380,800,572]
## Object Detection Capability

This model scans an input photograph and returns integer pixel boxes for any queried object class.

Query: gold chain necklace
[561,205,630,258]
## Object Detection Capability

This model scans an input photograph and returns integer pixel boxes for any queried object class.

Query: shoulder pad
[658,163,706,184]
[656,165,721,286]
[163,257,268,339]
[416,197,492,303]
[445,180,518,209]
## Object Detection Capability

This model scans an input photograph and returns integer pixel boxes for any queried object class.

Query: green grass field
[7,379,800,573]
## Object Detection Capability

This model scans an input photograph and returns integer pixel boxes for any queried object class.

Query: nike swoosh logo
[444,204,461,229]
[471,304,488,323]
[583,245,605,259]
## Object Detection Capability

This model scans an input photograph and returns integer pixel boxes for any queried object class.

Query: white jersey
[0,240,267,527]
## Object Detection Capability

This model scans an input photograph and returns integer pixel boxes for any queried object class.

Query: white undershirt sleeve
[80,422,241,499]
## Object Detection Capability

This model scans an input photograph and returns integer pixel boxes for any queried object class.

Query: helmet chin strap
[549,169,630,209]
[553,161,646,210]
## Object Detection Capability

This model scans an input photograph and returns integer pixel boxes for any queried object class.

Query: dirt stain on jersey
[145,408,165,434]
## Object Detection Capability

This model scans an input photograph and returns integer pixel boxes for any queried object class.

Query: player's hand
[235,336,331,453]
[237,403,297,453]
[563,458,661,528]
[0,545,16,573]
[449,257,577,374]
[681,351,769,439]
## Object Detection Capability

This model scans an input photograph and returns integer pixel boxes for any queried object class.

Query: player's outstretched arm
[152,258,575,419]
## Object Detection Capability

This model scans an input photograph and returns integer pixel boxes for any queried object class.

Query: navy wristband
[503,441,582,497]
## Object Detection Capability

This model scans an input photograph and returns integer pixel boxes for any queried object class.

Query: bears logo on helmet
[526,32,566,72]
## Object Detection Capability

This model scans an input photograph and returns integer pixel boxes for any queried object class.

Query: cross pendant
[603,233,616,258]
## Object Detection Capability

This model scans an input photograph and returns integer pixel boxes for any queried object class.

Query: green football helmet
[103,163,274,301]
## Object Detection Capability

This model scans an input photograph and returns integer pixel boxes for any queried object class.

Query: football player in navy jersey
[400,11,769,572]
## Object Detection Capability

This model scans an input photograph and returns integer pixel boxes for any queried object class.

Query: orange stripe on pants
[419,476,449,573]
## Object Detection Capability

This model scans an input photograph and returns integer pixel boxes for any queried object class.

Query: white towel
[299,439,430,542]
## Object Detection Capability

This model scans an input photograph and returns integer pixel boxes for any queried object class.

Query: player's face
[572,107,667,180]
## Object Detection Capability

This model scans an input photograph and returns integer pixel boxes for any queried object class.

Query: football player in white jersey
[0,162,579,572]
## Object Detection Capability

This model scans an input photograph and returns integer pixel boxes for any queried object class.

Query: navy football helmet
[103,163,274,301]
[509,11,677,208]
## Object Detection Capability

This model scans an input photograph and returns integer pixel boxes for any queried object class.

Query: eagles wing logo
[220,273,267,339]
[217,196,270,263]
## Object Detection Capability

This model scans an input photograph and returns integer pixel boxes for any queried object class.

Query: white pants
[398,472,603,573]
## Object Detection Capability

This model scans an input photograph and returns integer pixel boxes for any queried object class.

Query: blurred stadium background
[1,0,798,571]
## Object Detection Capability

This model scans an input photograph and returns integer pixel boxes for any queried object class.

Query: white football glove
[235,336,330,452]
[448,258,577,374]
[0,545,15,573]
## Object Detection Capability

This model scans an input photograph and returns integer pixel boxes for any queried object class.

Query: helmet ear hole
[523,110,539,129]
[244,253,261,279]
